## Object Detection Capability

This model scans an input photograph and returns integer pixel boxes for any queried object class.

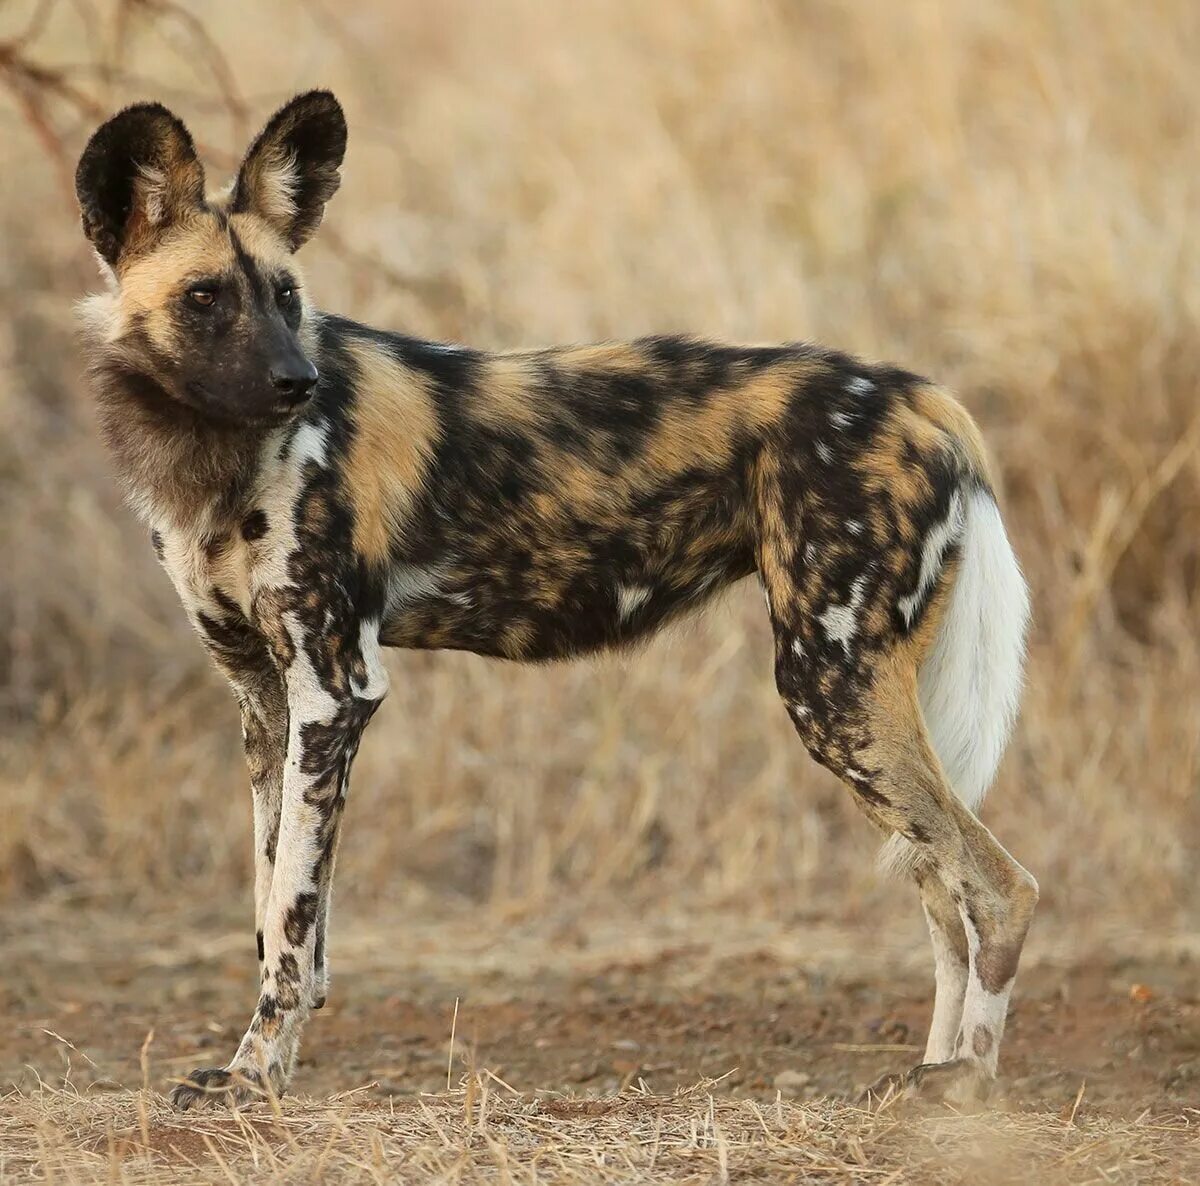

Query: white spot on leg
[923,904,969,1063]
[351,619,389,701]
[819,575,867,657]
[281,612,339,728]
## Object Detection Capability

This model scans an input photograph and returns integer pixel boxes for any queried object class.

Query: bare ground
[3,904,1197,1182]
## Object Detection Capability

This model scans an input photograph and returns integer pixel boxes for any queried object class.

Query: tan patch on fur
[117,214,235,351]
[911,384,994,486]
[343,338,440,565]
[499,620,536,658]
[227,212,295,274]
[750,448,793,618]
[475,343,654,432]
[549,342,653,373]
[643,365,807,480]
[858,405,941,517]
[473,356,546,430]
[542,457,620,525]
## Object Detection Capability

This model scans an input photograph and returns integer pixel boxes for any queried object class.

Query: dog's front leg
[238,687,287,982]
[171,620,386,1109]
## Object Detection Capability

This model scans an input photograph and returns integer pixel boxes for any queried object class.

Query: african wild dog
[75,91,1036,1111]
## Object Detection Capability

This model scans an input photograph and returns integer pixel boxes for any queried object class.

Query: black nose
[271,360,318,406]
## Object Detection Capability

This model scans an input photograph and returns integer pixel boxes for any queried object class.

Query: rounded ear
[232,90,347,252]
[75,102,206,268]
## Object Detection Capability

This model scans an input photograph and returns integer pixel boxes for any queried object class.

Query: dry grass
[2,0,1198,924]
[3,0,1198,921]
[2,0,1199,1180]
[6,1080,1196,1185]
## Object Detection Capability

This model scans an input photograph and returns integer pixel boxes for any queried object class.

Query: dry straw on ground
[1,0,1198,1182]
[5,1079,1197,1185]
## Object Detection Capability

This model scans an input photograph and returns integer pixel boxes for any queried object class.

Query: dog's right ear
[75,103,206,268]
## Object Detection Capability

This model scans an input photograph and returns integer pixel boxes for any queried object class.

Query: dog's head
[76,91,346,424]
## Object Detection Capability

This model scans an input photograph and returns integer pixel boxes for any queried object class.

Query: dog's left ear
[232,90,347,251]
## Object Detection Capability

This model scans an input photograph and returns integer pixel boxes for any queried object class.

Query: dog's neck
[90,356,273,537]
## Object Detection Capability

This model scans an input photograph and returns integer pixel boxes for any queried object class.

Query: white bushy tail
[882,485,1030,875]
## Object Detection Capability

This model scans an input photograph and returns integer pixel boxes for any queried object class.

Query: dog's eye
[277,286,294,305]
[188,289,216,308]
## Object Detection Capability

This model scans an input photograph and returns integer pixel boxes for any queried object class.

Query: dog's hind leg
[777,643,1037,1107]
[915,869,969,1065]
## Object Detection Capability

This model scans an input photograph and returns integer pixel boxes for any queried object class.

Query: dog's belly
[378,541,755,661]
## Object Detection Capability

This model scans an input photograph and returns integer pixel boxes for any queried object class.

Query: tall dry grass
[1,0,1197,932]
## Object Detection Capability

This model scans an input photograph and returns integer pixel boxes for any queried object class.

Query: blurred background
[1,0,1197,938]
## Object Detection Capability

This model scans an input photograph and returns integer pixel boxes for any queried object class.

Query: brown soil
[5,905,1197,1121]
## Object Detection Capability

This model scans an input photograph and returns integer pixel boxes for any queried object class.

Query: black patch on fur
[228,228,271,308]
[196,591,273,675]
[274,952,302,1009]
[850,781,892,809]
[241,509,269,541]
[283,892,319,947]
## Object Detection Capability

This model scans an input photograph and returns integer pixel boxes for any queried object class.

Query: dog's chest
[155,523,259,629]
[152,427,316,633]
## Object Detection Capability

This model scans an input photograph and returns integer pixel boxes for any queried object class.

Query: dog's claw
[859,1058,993,1113]
[169,1066,264,1110]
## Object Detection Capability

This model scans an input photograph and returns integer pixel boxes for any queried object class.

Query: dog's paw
[859,1058,993,1114]
[169,1066,266,1111]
